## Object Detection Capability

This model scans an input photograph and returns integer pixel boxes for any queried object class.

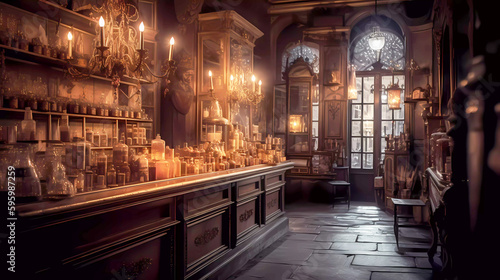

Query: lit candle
[99,16,105,47]
[230,75,234,91]
[251,75,256,92]
[139,22,144,50]
[258,80,262,95]
[67,31,73,58]
[169,37,174,61]
[209,70,213,90]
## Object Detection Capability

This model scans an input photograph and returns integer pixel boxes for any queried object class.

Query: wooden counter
[9,162,293,280]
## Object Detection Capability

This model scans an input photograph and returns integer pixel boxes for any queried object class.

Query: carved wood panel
[236,198,258,235]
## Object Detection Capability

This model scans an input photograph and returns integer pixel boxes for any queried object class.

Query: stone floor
[226,201,439,280]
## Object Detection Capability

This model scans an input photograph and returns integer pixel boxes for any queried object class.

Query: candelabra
[65,0,176,100]
[227,45,263,106]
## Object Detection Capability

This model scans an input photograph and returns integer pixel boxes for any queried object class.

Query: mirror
[202,36,224,93]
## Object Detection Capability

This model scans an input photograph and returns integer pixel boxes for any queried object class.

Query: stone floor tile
[370,271,433,280]
[357,235,396,243]
[330,242,377,251]
[233,262,298,280]
[289,227,321,234]
[352,255,416,267]
[377,243,398,252]
[285,233,319,241]
[301,253,352,267]
[260,248,314,265]
[290,266,371,280]
[315,232,358,242]
[279,239,332,250]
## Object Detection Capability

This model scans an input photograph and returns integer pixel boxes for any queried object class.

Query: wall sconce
[388,80,402,110]
[347,65,358,100]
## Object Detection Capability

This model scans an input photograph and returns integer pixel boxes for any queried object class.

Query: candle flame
[251,75,256,82]
[139,22,144,32]
[99,16,105,27]
[170,37,175,45]
[258,80,262,85]
[209,70,212,77]
[230,75,234,80]
[67,32,73,40]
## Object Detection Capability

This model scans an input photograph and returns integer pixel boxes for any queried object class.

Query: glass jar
[151,134,165,161]
[97,152,107,176]
[107,164,117,186]
[45,144,75,199]
[113,133,129,167]
[12,143,41,202]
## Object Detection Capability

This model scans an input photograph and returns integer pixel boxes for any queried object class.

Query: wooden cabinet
[197,11,264,142]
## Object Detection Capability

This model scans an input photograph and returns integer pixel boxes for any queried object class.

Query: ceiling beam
[268,0,412,15]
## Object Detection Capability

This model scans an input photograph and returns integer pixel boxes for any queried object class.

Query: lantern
[368,26,385,51]
[387,82,402,110]
[347,65,358,100]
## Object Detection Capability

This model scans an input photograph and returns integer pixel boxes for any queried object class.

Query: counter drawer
[181,184,231,218]
[186,207,230,274]
[265,171,285,190]
[236,197,260,239]
[264,186,284,223]
[236,177,261,199]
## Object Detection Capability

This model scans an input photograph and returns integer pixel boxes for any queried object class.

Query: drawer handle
[239,209,254,222]
[194,227,219,246]
[113,257,152,279]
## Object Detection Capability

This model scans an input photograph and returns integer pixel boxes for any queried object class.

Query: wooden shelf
[2,0,97,35]
[1,45,153,87]
[0,107,153,123]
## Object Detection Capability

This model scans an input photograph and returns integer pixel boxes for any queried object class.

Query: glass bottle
[151,134,165,161]
[107,164,117,187]
[60,111,71,142]
[93,130,101,147]
[166,146,175,178]
[113,133,129,168]
[180,157,187,176]
[45,145,75,199]
[174,153,181,177]
[12,144,41,202]
[155,160,169,180]
[19,107,36,141]
[100,128,108,147]
[138,150,149,182]
[97,151,107,176]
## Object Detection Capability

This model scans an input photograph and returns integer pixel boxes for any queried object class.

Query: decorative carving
[434,31,443,61]
[174,0,203,24]
[267,198,278,209]
[114,257,153,279]
[168,49,194,115]
[194,227,220,246]
[239,209,254,222]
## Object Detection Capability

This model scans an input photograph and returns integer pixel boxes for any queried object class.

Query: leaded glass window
[352,31,405,71]
[282,44,319,76]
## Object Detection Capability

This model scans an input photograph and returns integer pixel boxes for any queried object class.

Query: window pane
[381,137,387,152]
[363,77,374,103]
[352,121,361,136]
[363,121,373,136]
[352,105,362,120]
[351,153,361,169]
[363,153,373,169]
[353,77,362,103]
[395,121,405,136]
[364,138,374,152]
[382,121,393,136]
[312,138,318,151]
[313,84,319,103]
[352,137,362,152]
[381,104,392,120]
[312,122,318,137]
[312,106,319,121]
[380,153,385,162]
[394,102,405,120]
[363,105,374,120]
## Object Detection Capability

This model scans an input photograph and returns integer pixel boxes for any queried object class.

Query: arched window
[352,30,405,71]
[348,20,406,171]
[282,43,319,76]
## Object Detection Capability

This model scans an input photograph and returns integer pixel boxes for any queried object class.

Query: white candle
[258,80,262,95]
[209,70,213,90]
[139,22,144,50]
[67,31,73,58]
[169,37,174,61]
[230,75,234,90]
[99,16,105,47]
[251,75,256,92]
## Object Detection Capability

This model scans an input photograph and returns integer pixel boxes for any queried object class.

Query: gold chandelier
[228,45,263,106]
[65,0,176,99]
